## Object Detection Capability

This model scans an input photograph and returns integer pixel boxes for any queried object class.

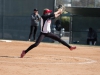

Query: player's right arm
[31,14,36,20]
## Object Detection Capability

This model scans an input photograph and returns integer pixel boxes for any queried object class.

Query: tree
[61,16,70,31]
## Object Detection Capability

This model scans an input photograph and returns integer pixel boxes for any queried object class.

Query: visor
[44,9,52,14]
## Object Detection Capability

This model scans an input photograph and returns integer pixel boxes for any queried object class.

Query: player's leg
[29,25,33,41]
[92,39,97,45]
[46,32,76,50]
[94,38,97,45]
[26,33,45,53]
[20,33,45,58]
[87,39,90,45]
[33,26,38,41]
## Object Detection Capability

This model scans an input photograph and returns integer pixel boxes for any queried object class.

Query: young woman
[20,8,76,58]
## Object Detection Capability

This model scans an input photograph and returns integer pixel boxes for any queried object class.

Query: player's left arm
[54,8,63,18]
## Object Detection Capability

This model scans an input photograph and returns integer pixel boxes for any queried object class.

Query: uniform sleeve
[49,13,55,19]
[42,13,55,19]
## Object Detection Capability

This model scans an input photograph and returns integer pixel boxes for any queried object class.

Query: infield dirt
[0,40,100,75]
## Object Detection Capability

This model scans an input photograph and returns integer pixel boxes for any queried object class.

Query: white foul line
[0,56,97,65]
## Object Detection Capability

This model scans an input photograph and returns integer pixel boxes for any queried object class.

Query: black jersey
[41,13,55,33]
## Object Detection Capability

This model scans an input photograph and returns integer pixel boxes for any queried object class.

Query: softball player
[20,8,76,58]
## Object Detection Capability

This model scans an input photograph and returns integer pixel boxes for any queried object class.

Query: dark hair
[89,27,92,30]
[34,8,38,11]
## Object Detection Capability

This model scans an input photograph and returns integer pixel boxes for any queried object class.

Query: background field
[0,40,100,75]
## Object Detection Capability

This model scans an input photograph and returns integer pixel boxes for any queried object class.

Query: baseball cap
[43,9,52,14]
[34,8,38,11]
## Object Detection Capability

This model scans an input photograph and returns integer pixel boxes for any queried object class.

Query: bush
[61,16,70,31]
